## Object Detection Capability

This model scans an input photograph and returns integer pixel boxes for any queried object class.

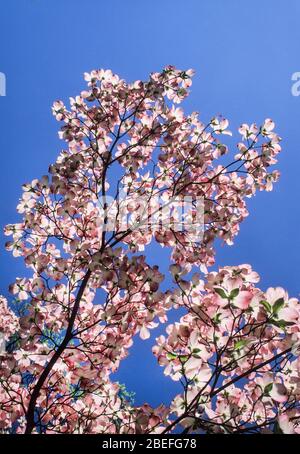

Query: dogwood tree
[1,66,299,434]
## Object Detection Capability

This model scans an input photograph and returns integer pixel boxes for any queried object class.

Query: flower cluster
[0,67,292,434]
[153,265,300,433]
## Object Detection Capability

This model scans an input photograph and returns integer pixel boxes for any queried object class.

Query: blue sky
[0,0,300,407]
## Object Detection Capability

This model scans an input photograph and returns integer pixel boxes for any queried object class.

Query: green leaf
[234,339,248,351]
[229,288,240,300]
[167,353,189,363]
[212,313,222,324]
[264,383,273,395]
[272,298,285,316]
[166,352,177,361]
[192,349,202,359]
[270,319,294,329]
[260,300,271,313]
[214,288,228,299]
[178,355,189,362]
